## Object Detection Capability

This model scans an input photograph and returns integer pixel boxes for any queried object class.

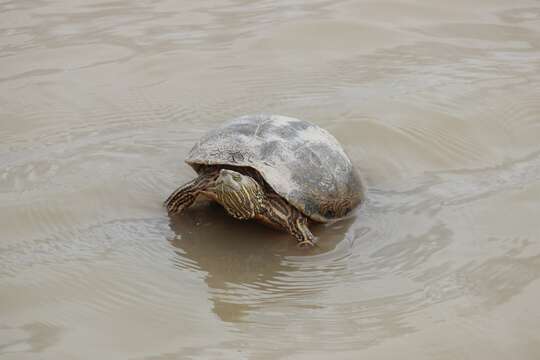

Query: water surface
[1,0,540,359]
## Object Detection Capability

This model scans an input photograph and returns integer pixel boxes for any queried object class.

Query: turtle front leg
[260,194,317,247]
[291,215,316,247]
[165,169,219,213]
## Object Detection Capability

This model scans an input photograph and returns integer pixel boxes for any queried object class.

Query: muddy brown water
[2,0,540,359]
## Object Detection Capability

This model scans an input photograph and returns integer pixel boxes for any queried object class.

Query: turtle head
[212,169,265,220]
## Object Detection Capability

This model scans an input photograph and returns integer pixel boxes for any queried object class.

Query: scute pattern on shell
[186,114,364,222]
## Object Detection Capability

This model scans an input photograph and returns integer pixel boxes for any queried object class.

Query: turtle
[165,114,364,247]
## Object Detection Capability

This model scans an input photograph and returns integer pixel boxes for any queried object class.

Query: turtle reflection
[168,201,356,323]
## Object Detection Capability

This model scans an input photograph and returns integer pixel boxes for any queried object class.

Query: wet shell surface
[186,114,364,222]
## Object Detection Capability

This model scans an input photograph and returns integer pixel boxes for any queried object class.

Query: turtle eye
[232,174,241,182]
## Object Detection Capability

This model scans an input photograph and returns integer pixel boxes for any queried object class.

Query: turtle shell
[186,114,364,222]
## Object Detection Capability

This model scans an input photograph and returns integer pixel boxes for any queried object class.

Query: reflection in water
[168,201,357,323]
[1,0,540,358]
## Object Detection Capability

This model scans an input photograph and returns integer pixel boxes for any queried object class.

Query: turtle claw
[297,240,315,248]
